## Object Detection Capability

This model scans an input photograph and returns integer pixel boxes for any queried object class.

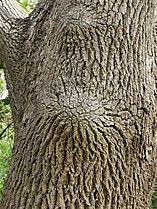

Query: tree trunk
[0,0,157,208]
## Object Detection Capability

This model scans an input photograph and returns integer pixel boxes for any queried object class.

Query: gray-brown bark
[0,0,157,208]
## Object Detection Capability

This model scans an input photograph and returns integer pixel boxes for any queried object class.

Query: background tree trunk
[0,0,157,208]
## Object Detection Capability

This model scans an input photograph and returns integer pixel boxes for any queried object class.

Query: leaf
[0,63,3,70]
[1,98,10,105]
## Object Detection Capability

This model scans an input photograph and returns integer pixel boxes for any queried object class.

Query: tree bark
[0,0,157,208]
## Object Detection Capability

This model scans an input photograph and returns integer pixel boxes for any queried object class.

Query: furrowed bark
[0,0,28,125]
[1,0,157,209]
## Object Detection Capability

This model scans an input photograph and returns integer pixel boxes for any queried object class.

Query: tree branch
[0,121,13,140]
[0,0,29,60]
[0,0,28,32]
[0,1,30,122]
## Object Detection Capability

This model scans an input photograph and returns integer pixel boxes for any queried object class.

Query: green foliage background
[0,68,14,199]
[0,0,157,208]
